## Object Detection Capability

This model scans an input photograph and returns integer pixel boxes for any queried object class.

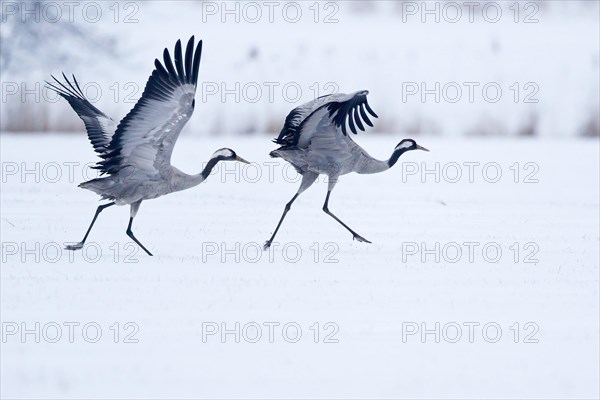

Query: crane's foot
[65,242,84,251]
[140,248,153,257]
[263,240,273,251]
[352,234,372,244]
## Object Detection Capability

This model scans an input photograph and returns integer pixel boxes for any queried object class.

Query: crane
[47,37,250,256]
[264,90,428,249]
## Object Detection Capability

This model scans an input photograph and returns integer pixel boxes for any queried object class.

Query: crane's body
[271,135,390,176]
[81,157,226,205]
[48,37,249,255]
[265,90,428,249]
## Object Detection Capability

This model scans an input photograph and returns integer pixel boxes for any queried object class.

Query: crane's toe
[353,234,372,244]
[65,242,84,251]
[263,240,272,251]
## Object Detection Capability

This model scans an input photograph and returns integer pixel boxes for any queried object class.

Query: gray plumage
[264,90,429,249]
[48,37,249,256]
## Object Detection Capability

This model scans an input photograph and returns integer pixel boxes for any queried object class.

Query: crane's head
[212,148,251,164]
[202,148,251,179]
[395,139,429,153]
[388,139,429,168]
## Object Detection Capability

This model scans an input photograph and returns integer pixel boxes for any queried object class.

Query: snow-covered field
[1,0,599,398]
[1,133,598,399]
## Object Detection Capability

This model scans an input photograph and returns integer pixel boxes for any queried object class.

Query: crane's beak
[236,156,251,164]
[416,145,430,152]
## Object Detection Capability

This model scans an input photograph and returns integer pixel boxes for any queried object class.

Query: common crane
[47,37,250,256]
[264,90,428,249]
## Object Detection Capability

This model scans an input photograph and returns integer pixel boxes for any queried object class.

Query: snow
[1,133,598,398]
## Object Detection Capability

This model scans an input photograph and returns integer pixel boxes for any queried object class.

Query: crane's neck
[172,156,222,192]
[200,156,221,180]
[388,147,410,168]
[358,147,411,174]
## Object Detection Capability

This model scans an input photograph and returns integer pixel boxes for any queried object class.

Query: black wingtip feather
[163,48,178,84]
[359,104,373,127]
[348,108,357,134]
[184,36,195,83]
[174,39,185,84]
[192,40,202,86]
[354,107,365,131]
[72,74,86,98]
[154,58,169,79]
[365,101,378,118]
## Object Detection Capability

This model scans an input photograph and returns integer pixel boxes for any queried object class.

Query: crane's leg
[263,193,299,251]
[125,201,153,256]
[65,202,115,250]
[322,179,371,244]
[264,172,318,250]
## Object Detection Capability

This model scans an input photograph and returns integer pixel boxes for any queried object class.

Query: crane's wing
[46,73,117,155]
[305,114,356,171]
[326,90,379,136]
[95,36,202,177]
[273,90,378,149]
[272,94,335,148]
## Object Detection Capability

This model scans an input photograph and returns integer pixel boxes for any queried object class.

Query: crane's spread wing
[273,90,378,149]
[95,36,202,176]
[272,94,335,148]
[326,90,378,136]
[46,73,117,155]
[306,115,355,166]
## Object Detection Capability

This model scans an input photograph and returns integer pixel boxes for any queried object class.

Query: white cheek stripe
[397,142,412,150]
